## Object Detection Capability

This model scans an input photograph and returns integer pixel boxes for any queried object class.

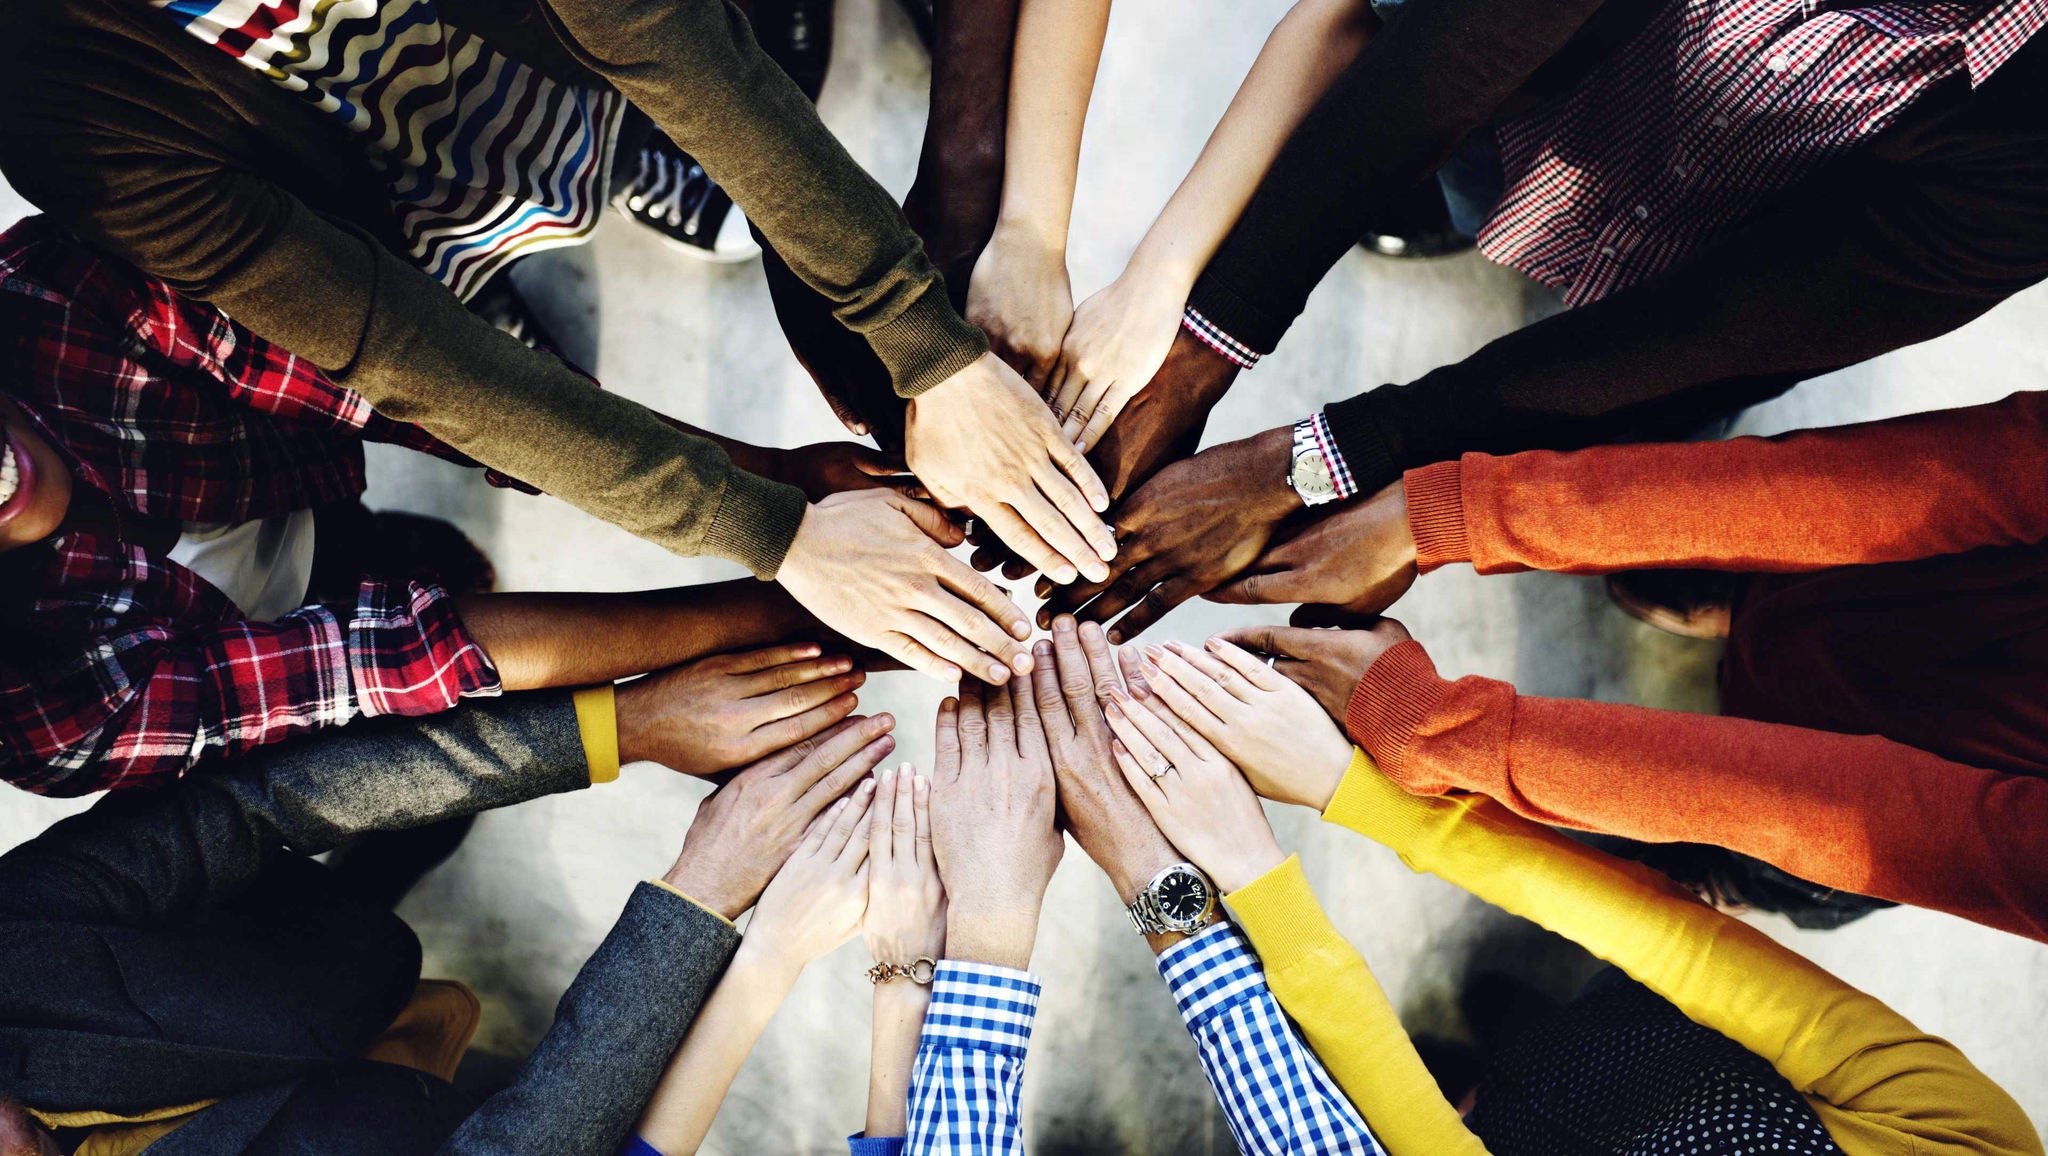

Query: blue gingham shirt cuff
[905,961,1043,1154]
[1158,923,1385,1155]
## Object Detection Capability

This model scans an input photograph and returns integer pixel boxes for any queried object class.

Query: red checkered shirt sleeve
[3,571,501,796]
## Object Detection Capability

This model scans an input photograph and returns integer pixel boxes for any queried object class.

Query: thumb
[1211,624,1324,662]
[854,446,909,476]
[889,492,967,548]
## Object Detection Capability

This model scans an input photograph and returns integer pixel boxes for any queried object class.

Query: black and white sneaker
[610,137,760,263]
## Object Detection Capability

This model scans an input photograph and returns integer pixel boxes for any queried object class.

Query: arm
[1319,748,2043,1156]
[963,0,1109,385]
[858,766,946,1149]
[1345,639,2048,943]
[627,787,875,1155]
[536,0,985,397]
[1052,0,1378,448]
[1402,391,2048,576]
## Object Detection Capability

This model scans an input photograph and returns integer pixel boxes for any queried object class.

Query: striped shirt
[899,927,1381,1155]
[151,0,622,301]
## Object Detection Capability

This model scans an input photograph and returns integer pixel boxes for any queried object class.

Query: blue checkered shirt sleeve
[1159,923,1386,1155]
[904,960,1042,1155]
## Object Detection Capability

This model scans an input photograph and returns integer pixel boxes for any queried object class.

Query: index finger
[1046,421,1111,513]
[1009,655,1049,763]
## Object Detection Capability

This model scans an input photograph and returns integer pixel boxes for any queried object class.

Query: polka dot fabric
[1467,977,1839,1156]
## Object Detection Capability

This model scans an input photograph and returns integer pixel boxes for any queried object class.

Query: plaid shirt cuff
[920,961,1041,1056]
[905,961,1041,1155]
[348,579,503,718]
[1181,306,1263,369]
[1158,922,1385,1156]
[1305,413,1361,501]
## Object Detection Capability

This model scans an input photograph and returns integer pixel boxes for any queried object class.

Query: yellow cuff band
[573,683,620,784]
[649,877,737,928]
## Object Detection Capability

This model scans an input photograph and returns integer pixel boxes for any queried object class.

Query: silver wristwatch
[1127,862,1217,936]
[1287,418,1340,506]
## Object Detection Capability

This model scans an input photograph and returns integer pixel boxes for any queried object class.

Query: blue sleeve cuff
[619,1136,665,1156]
[918,960,1042,1058]
[1157,921,1269,1028]
[847,1133,906,1155]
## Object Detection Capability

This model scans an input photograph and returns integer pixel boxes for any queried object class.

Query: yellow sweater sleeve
[1227,854,1492,1156]
[1320,748,2040,1156]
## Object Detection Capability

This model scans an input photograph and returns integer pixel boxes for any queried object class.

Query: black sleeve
[1320,43,2048,489]
[1184,0,1625,351]
[0,690,591,927]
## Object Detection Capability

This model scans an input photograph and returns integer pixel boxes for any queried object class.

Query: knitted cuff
[1319,392,1403,499]
[1402,460,1471,573]
[700,466,810,579]
[1184,268,1291,356]
[1344,640,1453,788]
[872,284,992,399]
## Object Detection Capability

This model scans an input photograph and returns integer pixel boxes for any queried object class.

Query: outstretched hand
[1208,480,1417,616]
[745,781,877,970]
[864,764,946,967]
[1212,616,1415,730]
[777,489,1034,685]
[616,643,866,777]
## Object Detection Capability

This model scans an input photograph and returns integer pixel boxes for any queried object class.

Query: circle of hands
[652,612,1414,981]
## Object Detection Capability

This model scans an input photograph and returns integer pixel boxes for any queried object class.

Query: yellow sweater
[1225,748,2041,1156]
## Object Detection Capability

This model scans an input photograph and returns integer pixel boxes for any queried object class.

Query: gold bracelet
[866,957,937,985]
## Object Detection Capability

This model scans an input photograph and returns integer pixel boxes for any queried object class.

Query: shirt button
[1633,204,1650,220]
[1599,246,1618,258]
[1711,113,1731,128]
[1766,54,1790,71]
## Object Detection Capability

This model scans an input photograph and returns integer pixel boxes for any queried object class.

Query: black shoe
[1358,178,1477,260]
[609,135,760,263]
[755,0,836,101]
[466,266,564,352]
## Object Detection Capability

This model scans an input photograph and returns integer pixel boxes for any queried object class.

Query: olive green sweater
[0,0,987,577]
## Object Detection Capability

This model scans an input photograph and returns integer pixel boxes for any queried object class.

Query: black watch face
[1155,870,1211,925]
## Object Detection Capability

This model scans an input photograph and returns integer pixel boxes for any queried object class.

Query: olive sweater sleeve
[1281,747,2043,1156]
[537,0,988,397]
[1224,855,1492,1156]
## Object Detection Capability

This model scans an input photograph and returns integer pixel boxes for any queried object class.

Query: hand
[745,780,877,969]
[616,643,866,777]
[760,442,918,503]
[905,352,1115,586]
[864,764,947,965]
[1213,617,1415,730]
[1099,672,1284,895]
[1047,272,1186,452]
[1039,426,1299,640]
[928,680,1063,970]
[778,489,1033,684]
[1027,616,1180,900]
[664,713,898,920]
[1087,326,1239,502]
[1126,638,1355,811]
[967,226,1074,391]
[1209,480,1417,615]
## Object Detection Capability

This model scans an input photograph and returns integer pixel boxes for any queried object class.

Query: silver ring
[1147,757,1173,780]
[1265,655,1278,668]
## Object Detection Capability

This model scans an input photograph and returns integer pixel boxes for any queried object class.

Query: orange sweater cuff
[1402,460,1470,573]
[1345,640,1453,789]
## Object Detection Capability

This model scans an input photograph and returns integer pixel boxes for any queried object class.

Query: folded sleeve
[905,961,1041,1155]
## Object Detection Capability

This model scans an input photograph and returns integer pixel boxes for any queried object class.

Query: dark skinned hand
[1037,425,1300,641]
[1210,616,1415,726]
[754,441,918,504]
[1208,479,1418,616]
[1089,327,1239,503]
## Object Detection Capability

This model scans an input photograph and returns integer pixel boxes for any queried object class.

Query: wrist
[1120,241,1201,303]
[1251,426,1306,518]
[1208,841,1288,896]
[662,855,750,922]
[613,680,655,768]
[730,934,808,989]
[989,212,1069,257]
[944,906,1040,971]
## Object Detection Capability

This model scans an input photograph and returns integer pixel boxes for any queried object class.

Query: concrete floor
[2,0,2044,1150]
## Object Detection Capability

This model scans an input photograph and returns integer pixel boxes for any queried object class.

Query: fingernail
[1107,629,1123,644]
[1206,638,1223,652]
[1011,652,1033,674]
[1034,640,1053,657]
[859,779,876,796]
[1166,640,1190,656]
[1129,680,1150,699]
[853,423,868,435]
[1095,538,1117,561]
[1053,566,1078,585]
[1144,644,1164,660]
[875,714,895,729]
[1055,616,1075,635]
[1011,620,1032,641]
[943,665,961,681]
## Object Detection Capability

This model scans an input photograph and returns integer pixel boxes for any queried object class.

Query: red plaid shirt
[0,217,506,796]
[1481,0,2047,305]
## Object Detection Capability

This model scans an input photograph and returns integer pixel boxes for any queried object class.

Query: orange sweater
[1402,390,2048,576]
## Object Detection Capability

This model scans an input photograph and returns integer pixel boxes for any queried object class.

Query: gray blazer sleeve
[437,882,742,1156]
[0,690,592,926]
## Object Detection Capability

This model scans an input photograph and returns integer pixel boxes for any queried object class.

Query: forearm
[454,580,816,690]
[1321,750,2040,1156]
[1401,391,2048,576]
[990,0,1110,252]
[908,0,1023,266]
[1347,642,2048,942]
[865,983,933,1139]
[632,943,799,1155]
[1124,0,1376,295]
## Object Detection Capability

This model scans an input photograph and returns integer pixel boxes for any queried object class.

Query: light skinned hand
[1028,616,1180,900]
[1100,668,1284,895]
[927,679,1064,970]
[1133,638,1355,811]
[1213,617,1415,731]
[615,643,866,777]
[1208,480,1418,615]
[1047,272,1186,452]
[967,227,1075,392]
[864,764,947,965]
[905,352,1116,587]
[664,713,898,921]
[745,782,876,971]
[777,488,1034,685]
